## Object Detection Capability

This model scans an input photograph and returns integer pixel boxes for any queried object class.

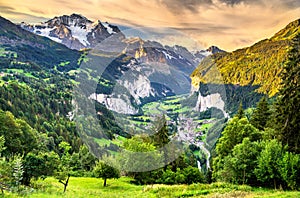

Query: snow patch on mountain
[68,25,90,46]
[198,51,212,57]
[103,22,114,34]
[161,50,175,60]
[36,27,63,43]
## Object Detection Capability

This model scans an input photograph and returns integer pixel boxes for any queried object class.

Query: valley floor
[4,177,300,198]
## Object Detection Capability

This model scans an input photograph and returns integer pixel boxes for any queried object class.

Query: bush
[156,166,205,185]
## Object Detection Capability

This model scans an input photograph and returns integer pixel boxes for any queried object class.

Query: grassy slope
[4,177,300,198]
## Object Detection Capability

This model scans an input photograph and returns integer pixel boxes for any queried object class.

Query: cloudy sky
[1,0,299,51]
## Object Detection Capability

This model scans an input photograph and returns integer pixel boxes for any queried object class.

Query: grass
[5,69,38,79]
[0,48,17,58]
[94,138,112,147]
[144,183,300,198]
[70,79,80,85]
[199,123,214,131]
[112,136,126,146]
[6,69,25,73]
[3,177,300,198]
[141,95,192,116]
[58,61,70,67]
[67,69,79,76]
[4,177,153,198]
[94,136,127,147]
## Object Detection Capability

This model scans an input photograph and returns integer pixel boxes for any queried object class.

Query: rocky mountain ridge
[19,14,223,66]
[20,13,124,50]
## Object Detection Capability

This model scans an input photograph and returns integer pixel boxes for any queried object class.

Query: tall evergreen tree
[151,115,170,168]
[237,102,245,119]
[250,97,271,130]
[152,115,169,148]
[274,33,300,153]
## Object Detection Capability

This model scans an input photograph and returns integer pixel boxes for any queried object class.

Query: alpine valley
[0,13,300,196]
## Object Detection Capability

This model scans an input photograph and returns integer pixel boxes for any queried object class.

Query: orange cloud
[0,0,299,51]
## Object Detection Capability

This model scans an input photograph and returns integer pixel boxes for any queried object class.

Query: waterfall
[197,160,202,172]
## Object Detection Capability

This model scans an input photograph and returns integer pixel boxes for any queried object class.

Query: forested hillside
[191,19,300,97]
[0,16,84,151]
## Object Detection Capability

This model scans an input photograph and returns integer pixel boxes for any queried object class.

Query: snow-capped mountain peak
[20,14,123,50]
[45,14,92,28]
[193,45,225,60]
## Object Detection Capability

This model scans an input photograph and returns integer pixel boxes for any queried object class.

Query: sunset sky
[1,0,300,51]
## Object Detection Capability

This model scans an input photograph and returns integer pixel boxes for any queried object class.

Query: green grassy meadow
[3,177,300,198]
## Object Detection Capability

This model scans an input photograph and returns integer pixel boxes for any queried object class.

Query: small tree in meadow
[56,141,72,193]
[93,160,120,187]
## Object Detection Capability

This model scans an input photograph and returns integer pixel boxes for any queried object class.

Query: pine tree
[274,33,300,153]
[0,136,5,155]
[152,115,169,148]
[250,97,271,130]
[12,157,24,193]
[151,115,170,168]
[236,102,245,119]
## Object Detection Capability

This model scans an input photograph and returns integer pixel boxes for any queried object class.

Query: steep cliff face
[191,82,265,117]
[120,73,154,104]
[194,92,229,118]
[89,93,139,114]
[89,72,174,115]
[84,42,222,114]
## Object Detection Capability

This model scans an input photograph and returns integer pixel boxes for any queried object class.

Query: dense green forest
[213,33,300,189]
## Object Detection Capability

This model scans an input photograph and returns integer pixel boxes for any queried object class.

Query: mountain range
[19,14,217,63]
[18,14,227,114]
[0,16,80,72]
[19,14,221,66]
